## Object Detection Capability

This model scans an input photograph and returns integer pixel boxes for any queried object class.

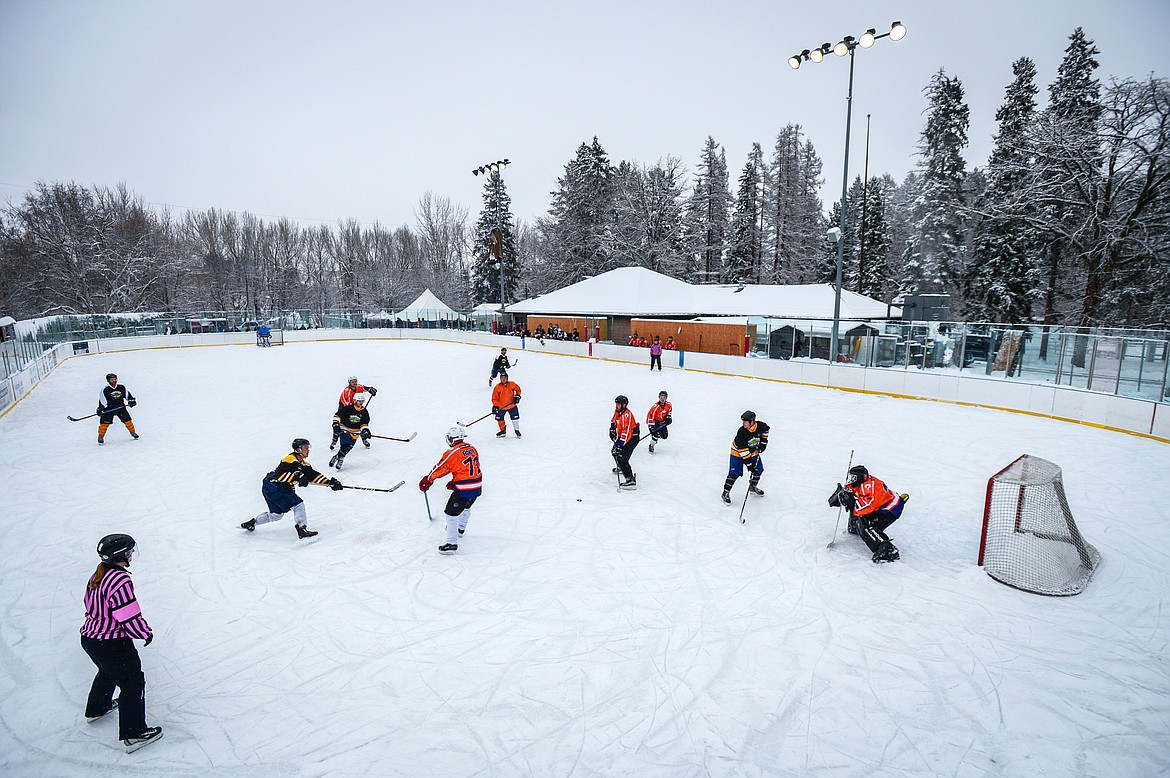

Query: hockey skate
[240,518,257,532]
[123,727,163,753]
[130,432,140,440]
[748,483,765,496]
[496,429,507,438]
[872,541,900,563]
[721,490,731,504]
[847,517,860,535]
[514,429,522,437]
[619,474,637,490]
[98,436,105,445]
[648,439,656,454]
[438,543,458,555]
[295,524,319,540]
[458,528,465,537]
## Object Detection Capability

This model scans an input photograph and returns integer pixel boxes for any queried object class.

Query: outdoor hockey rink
[1,339,1167,776]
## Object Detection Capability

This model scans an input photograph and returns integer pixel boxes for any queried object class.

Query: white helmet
[347,374,359,383]
[446,425,467,446]
[354,392,369,407]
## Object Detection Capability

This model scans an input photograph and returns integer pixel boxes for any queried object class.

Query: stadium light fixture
[786,21,906,363]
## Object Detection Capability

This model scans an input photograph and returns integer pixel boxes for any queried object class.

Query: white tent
[393,289,464,322]
[506,267,900,320]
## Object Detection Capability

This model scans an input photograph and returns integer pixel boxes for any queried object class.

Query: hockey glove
[492,405,500,414]
[609,428,617,442]
[128,398,137,408]
[360,429,372,440]
[418,477,432,493]
[143,633,153,647]
[328,478,344,491]
[96,406,103,415]
[513,395,521,404]
[367,387,378,396]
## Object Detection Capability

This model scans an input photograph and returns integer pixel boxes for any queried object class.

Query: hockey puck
[576,498,582,502]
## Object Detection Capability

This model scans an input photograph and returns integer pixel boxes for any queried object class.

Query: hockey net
[256,329,284,347]
[978,455,1100,596]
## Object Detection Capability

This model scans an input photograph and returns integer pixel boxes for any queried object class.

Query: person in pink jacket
[649,335,664,371]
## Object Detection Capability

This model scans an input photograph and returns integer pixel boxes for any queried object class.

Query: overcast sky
[2,0,1168,232]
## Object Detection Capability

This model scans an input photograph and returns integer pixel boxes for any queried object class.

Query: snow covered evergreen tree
[725,156,762,283]
[857,177,893,300]
[766,125,824,283]
[540,137,615,286]
[471,170,518,306]
[901,69,970,295]
[966,57,1040,323]
[691,136,730,284]
[1033,28,1102,331]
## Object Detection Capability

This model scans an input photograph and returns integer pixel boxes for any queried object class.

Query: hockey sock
[98,422,110,437]
[125,420,137,435]
[722,475,738,492]
[498,420,506,432]
[457,508,470,535]
[445,513,460,545]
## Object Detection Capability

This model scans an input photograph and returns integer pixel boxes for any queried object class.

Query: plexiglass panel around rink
[749,318,1170,403]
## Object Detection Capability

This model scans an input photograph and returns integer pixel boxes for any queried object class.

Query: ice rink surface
[1,339,1168,777]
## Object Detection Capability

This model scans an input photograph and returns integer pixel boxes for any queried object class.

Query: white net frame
[978,454,1100,596]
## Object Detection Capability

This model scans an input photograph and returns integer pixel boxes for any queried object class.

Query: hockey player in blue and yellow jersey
[722,411,769,504]
[329,393,371,470]
[241,438,342,539]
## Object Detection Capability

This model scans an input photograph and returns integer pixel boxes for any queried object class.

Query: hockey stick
[68,406,124,422]
[337,480,406,494]
[458,411,494,427]
[370,432,417,443]
[827,449,855,549]
[737,483,751,524]
[424,491,433,521]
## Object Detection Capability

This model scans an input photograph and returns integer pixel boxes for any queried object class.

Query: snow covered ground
[1,339,1168,777]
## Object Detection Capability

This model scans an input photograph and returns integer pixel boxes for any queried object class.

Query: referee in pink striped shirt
[80,533,163,752]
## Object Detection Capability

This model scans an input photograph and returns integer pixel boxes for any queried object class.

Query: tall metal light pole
[789,21,905,363]
[473,159,511,314]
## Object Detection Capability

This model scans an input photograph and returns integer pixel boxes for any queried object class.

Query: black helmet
[499,371,508,379]
[615,395,629,406]
[97,533,136,564]
[105,373,117,382]
[292,437,311,451]
[848,465,869,485]
[741,410,756,422]
[658,390,668,398]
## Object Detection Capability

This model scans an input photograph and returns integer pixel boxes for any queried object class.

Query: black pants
[613,434,641,479]
[650,354,662,370]
[81,636,147,739]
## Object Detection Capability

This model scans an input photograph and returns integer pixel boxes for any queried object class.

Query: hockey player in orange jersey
[489,371,522,438]
[419,426,483,554]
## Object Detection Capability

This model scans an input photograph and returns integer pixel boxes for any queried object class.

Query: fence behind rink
[1,314,1167,442]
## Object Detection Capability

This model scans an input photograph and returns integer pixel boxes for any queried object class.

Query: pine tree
[765,125,824,283]
[541,137,615,286]
[1034,28,1101,335]
[725,156,761,283]
[857,177,893,300]
[901,69,970,296]
[966,57,1040,323]
[692,136,730,284]
[471,170,518,306]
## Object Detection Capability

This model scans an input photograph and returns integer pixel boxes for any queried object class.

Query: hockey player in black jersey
[241,438,342,539]
[721,411,769,504]
[96,373,138,445]
[329,393,371,470]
